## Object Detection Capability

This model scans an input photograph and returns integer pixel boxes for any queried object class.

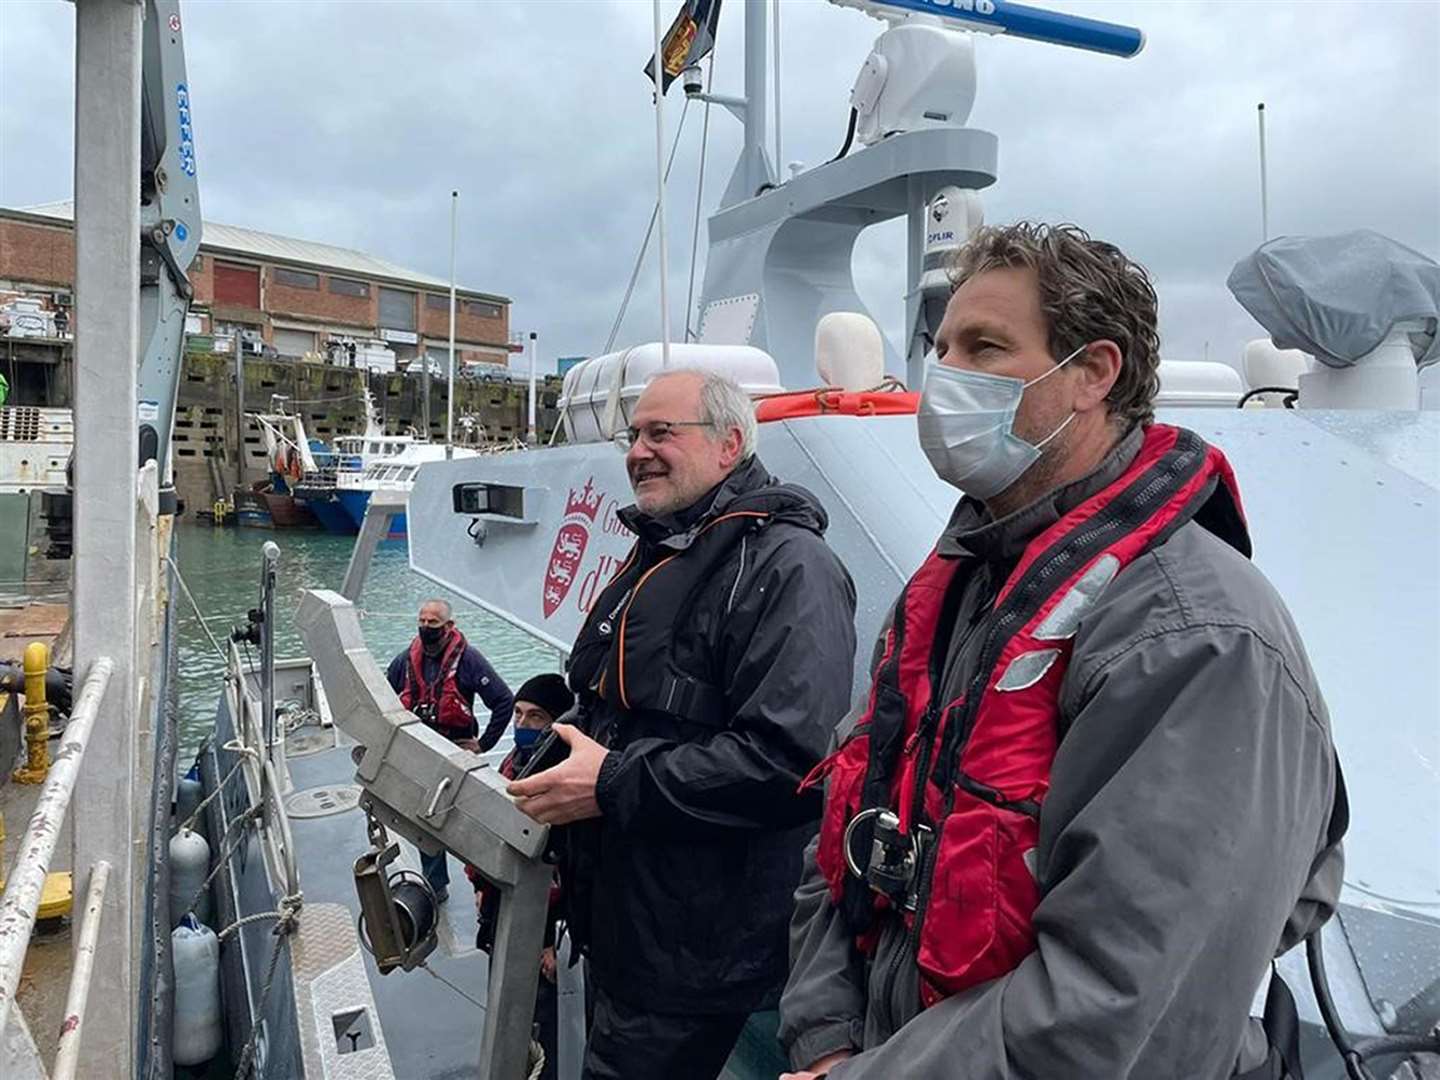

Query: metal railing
[0,656,114,1041]
[51,858,111,1080]
[226,641,300,900]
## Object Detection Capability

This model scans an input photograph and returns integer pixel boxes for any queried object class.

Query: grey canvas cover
[1228,230,1440,370]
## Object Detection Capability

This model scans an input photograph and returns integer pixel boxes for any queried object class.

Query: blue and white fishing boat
[292,388,417,536]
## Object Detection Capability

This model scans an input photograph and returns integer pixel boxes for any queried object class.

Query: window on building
[378,287,416,330]
[273,267,320,290]
[466,299,503,319]
[426,293,449,311]
[329,276,369,298]
[214,262,260,308]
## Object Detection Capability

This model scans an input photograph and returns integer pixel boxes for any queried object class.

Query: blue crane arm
[832,0,1145,58]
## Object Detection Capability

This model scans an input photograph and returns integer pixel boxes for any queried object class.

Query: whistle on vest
[844,808,933,912]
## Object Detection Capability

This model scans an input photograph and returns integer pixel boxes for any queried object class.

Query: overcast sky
[3,0,1437,375]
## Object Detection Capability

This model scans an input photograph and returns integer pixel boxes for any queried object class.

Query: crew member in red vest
[780,223,1345,1080]
[386,597,515,901]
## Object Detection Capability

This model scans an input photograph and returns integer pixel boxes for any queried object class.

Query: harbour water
[171,521,562,757]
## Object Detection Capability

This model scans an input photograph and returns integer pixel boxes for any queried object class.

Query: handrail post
[51,860,111,1080]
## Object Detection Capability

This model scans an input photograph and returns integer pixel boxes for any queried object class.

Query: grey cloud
[3,0,1436,374]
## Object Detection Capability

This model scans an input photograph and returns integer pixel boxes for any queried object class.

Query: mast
[718,0,775,209]
[527,331,538,445]
[1257,102,1270,243]
[71,0,144,1068]
[447,190,457,458]
[773,0,782,179]
[650,0,673,365]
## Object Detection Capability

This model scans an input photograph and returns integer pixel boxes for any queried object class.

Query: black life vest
[568,504,776,728]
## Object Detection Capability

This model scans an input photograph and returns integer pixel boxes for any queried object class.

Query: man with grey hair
[509,368,857,1079]
[386,596,514,900]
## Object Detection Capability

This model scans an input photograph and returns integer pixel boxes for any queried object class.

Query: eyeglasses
[613,419,713,451]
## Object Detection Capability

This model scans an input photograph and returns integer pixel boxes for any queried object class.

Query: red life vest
[400,629,476,736]
[807,424,1249,1006]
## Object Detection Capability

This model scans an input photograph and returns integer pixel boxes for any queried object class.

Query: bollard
[12,641,51,784]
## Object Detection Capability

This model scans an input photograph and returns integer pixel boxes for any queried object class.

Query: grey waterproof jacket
[780,426,1344,1079]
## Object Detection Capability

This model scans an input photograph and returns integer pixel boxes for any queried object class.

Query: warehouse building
[0,200,514,373]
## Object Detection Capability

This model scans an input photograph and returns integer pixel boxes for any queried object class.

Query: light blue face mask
[917,343,1086,499]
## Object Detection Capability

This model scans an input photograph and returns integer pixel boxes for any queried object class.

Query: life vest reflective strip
[755,389,920,423]
[807,424,1249,1004]
[401,629,476,734]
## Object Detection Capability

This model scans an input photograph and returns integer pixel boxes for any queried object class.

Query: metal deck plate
[285,784,362,820]
[286,726,338,758]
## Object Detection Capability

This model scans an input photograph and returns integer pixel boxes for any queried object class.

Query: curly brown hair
[947,222,1162,426]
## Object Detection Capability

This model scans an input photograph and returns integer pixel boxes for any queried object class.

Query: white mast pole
[1257,102,1269,243]
[651,0,673,366]
[527,331,538,445]
[773,0,782,174]
[446,189,457,459]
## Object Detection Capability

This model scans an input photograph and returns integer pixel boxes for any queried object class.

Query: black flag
[643,0,722,94]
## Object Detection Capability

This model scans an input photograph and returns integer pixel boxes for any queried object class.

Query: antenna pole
[446,189,457,458]
[1257,102,1269,243]
[651,0,673,366]
[527,331,538,445]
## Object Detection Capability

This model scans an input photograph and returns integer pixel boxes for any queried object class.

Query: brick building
[0,200,513,371]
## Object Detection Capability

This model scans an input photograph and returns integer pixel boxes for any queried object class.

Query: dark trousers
[582,987,748,1080]
[419,848,450,894]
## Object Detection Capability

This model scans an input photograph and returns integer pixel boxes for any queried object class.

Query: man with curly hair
[780,223,1345,1080]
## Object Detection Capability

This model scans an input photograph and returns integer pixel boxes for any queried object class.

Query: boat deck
[1,599,76,1073]
[0,602,69,666]
[0,758,76,1070]
[283,722,498,1077]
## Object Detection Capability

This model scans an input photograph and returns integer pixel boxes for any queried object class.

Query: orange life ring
[755,388,920,423]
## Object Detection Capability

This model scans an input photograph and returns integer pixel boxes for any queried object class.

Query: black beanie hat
[514,673,575,724]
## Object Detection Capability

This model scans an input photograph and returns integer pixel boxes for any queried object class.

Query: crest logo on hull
[543,478,603,619]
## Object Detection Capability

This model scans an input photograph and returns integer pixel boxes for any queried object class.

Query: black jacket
[566,457,857,1015]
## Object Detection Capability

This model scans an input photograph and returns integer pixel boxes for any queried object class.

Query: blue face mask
[513,726,543,750]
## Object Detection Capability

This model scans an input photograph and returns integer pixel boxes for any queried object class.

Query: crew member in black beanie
[467,672,575,1080]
